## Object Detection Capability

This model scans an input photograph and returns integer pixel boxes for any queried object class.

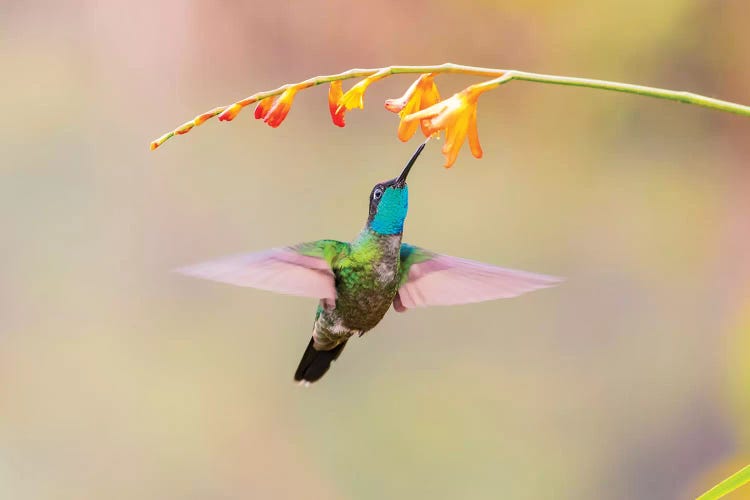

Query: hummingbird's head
[367,142,426,235]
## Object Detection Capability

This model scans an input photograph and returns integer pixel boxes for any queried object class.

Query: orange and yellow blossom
[195,107,224,126]
[384,73,441,141]
[254,96,275,120]
[218,103,244,122]
[402,84,493,168]
[328,81,346,127]
[336,71,390,116]
[263,86,300,128]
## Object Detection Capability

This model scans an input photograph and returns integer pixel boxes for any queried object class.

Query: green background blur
[2,1,749,499]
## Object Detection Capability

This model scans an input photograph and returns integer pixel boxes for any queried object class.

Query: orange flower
[218,103,243,122]
[175,122,194,135]
[384,73,441,141]
[195,107,224,126]
[402,84,490,168]
[328,81,346,127]
[263,86,300,128]
[336,71,389,114]
[254,96,275,120]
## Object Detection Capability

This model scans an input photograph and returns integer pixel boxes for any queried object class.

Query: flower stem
[697,464,750,500]
[150,63,750,150]
[486,70,750,116]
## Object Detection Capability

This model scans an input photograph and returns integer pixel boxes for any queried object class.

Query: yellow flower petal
[467,107,482,159]
[395,93,422,142]
[442,112,471,168]
[385,75,426,113]
[419,80,441,137]
[337,72,389,113]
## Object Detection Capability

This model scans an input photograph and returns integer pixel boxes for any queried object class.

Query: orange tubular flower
[402,84,491,168]
[175,122,194,135]
[195,107,224,126]
[254,97,275,120]
[263,86,300,128]
[328,81,346,127]
[384,73,441,141]
[218,103,244,122]
[336,72,389,115]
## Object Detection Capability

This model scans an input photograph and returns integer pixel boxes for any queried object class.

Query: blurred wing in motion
[394,244,562,311]
[177,240,349,302]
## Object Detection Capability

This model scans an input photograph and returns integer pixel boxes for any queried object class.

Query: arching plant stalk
[150,63,750,167]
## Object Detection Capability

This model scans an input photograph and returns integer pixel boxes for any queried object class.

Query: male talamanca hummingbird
[179,142,561,384]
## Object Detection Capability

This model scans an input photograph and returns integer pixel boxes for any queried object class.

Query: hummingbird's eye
[373,187,383,200]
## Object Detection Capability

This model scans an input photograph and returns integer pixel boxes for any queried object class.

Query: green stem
[488,70,750,116]
[696,465,750,500]
[150,63,749,150]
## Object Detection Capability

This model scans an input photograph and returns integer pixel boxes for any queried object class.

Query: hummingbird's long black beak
[395,140,428,187]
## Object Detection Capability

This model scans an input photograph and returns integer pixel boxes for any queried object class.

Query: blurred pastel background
[2,1,749,499]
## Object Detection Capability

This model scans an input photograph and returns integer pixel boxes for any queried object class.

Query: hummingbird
[178,142,561,384]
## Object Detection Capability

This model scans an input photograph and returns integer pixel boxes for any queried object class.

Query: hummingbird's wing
[177,240,349,302]
[394,244,562,311]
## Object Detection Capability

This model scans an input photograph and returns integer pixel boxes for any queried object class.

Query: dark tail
[294,337,347,384]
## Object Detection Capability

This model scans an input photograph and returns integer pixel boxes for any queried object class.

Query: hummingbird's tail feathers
[294,337,347,384]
